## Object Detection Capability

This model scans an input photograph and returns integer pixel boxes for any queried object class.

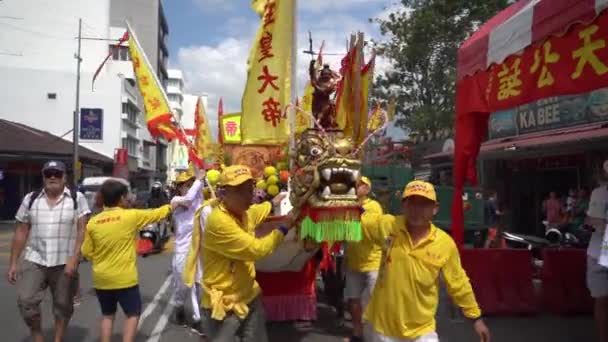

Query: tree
[372,0,509,137]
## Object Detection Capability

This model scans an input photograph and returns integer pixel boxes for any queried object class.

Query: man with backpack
[6,160,90,342]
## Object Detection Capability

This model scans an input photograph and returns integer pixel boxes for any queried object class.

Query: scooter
[137,220,170,257]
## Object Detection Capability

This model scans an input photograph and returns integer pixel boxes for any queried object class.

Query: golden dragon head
[290,128,362,210]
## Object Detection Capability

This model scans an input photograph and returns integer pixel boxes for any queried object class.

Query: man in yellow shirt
[361,180,491,342]
[201,165,293,342]
[345,176,384,341]
[81,179,177,342]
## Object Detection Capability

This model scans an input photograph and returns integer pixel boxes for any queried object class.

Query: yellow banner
[336,48,355,136]
[241,0,293,145]
[359,55,375,144]
[297,82,313,133]
[367,105,384,132]
[127,28,178,140]
[221,113,242,144]
[194,97,215,159]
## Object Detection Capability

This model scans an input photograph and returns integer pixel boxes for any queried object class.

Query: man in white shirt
[6,160,90,342]
[586,183,608,342]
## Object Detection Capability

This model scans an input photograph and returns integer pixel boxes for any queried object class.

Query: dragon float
[254,41,390,321]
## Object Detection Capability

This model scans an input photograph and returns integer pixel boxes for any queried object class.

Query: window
[47,93,56,99]
[167,79,180,88]
[142,144,151,160]
[168,94,180,103]
[122,102,138,123]
[122,137,138,156]
[110,45,130,61]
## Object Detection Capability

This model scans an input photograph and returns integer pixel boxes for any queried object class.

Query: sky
[162,0,406,139]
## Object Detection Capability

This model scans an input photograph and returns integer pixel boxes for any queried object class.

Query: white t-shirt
[587,185,608,258]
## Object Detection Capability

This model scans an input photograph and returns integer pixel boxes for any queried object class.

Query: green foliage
[372,0,509,136]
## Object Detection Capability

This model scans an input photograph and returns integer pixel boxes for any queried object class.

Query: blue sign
[80,108,103,140]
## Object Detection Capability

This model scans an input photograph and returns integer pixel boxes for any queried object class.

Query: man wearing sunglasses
[6,160,90,342]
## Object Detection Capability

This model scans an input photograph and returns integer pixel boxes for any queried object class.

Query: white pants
[172,251,202,321]
[366,325,439,342]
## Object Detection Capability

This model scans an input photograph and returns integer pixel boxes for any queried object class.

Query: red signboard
[457,10,608,116]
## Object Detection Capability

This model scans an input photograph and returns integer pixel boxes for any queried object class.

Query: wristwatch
[277,226,289,236]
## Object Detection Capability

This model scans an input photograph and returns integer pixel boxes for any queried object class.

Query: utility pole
[73,18,82,188]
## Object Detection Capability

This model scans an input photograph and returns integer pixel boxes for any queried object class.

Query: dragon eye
[310,146,323,156]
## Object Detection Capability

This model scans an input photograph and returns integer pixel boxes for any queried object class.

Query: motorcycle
[543,221,591,249]
[137,220,170,257]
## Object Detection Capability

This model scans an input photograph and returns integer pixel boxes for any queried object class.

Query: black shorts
[95,285,142,317]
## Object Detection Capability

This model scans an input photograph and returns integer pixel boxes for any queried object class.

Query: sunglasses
[43,170,64,179]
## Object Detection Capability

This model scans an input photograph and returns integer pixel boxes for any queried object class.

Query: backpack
[28,188,78,211]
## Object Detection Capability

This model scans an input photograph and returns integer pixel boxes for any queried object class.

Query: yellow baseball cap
[359,176,371,187]
[402,180,437,202]
[175,169,194,184]
[218,165,253,187]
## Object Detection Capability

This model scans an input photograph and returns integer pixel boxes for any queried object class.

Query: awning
[479,123,608,154]
[458,0,608,80]
[425,122,608,160]
[0,119,113,165]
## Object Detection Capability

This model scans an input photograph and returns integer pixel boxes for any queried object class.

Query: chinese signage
[489,87,608,139]
[241,0,293,145]
[80,108,103,140]
[459,10,608,117]
[221,113,242,144]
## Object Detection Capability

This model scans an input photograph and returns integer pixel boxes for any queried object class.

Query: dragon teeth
[321,169,331,181]
[352,170,360,181]
[322,186,331,196]
[347,187,356,195]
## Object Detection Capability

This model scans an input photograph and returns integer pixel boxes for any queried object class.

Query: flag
[241,0,294,145]
[367,104,384,132]
[217,97,224,144]
[194,97,215,162]
[250,0,266,16]
[359,53,375,144]
[126,25,201,166]
[297,83,313,133]
[221,113,242,144]
[92,31,129,91]
[336,45,356,135]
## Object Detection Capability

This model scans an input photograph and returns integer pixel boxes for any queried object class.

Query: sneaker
[174,307,187,327]
[190,320,205,337]
[73,295,81,307]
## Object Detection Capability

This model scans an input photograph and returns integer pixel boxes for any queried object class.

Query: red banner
[457,10,608,116]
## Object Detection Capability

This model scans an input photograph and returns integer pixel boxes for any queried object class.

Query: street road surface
[0,225,597,341]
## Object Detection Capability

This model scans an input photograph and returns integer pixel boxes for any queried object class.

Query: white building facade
[0,0,170,190]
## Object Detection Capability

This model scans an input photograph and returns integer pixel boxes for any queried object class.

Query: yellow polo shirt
[201,202,284,320]
[82,205,172,290]
[346,198,384,272]
[361,213,481,339]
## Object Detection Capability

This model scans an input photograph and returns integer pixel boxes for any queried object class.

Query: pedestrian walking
[345,176,384,341]
[361,180,491,342]
[6,160,90,342]
[170,165,206,335]
[81,179,177,342]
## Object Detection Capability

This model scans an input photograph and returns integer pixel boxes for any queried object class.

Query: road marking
[0,232,13,239]
[146,293,174,342]
[138,275,172,330]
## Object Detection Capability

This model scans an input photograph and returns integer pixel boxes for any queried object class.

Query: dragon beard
[290,129,363,242]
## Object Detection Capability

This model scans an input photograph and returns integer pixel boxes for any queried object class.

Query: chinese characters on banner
[127,28,182,141]
[480,11,608,114]
[241,0,294,145]
[221,113,242,144]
